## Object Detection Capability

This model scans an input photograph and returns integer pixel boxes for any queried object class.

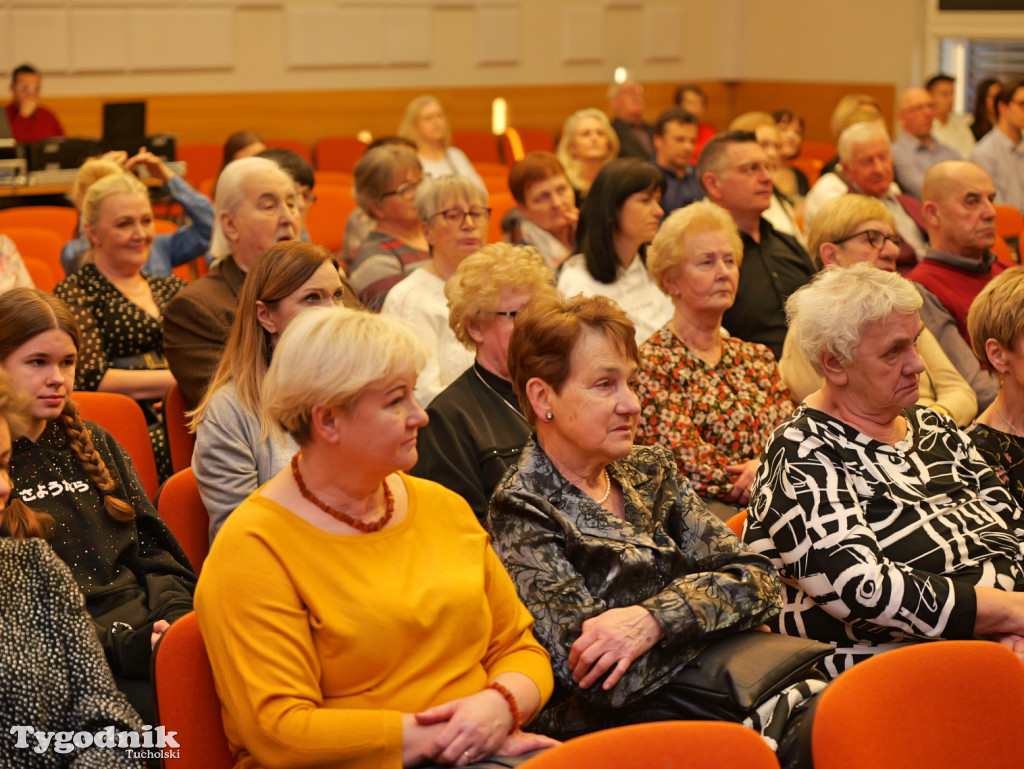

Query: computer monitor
[103,101,146,141]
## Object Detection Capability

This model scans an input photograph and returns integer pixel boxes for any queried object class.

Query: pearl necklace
[596,469,612,505]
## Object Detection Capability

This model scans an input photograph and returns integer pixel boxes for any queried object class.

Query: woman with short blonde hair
[398,95,485,191]
[556,108,620,200]
[412,244,554,517]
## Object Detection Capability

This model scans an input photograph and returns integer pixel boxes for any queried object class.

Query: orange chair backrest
[2,226,65,282]
[0,206,79,242]
[22,257,58,292]
[72,391,160,501]
[164,383,195,474]
[726,510,747,538]
[798,141,837,163]
[810,640,1024,769]
[153,612,234,769]
[519,721,780,769]
[176,143,222,189]
[487,191,518,244]
[994,204,1024,240]
[306,183,357,254]
[452,130,502,164]
[265,138,312,164]
[157,467,209,574]
[789,157,824,188]
[315,136,367,174]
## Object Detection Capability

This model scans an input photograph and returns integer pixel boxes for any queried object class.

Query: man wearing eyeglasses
[907,160,1011,409]
[970,79,1024,215]
[892,87,961,200]
[608,80,655,161]
[5,63,64,144]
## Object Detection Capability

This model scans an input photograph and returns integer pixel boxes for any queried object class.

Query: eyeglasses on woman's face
[832,229,904,251]
[382,178,423,200]
[430,206,492,226]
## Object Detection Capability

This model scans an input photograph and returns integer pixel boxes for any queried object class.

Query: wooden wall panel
[41,80,894,149]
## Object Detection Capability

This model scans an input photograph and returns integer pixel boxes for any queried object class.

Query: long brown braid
[59,400,135,522]
[0,288,135,523]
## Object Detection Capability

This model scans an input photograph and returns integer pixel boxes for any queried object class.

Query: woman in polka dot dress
[0,287,196,724]
[53,172,182,480]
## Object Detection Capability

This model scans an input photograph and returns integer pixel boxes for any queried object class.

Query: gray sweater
[193,382,298,542]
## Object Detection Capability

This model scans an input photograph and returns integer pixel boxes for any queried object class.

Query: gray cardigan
[193,381,298,542]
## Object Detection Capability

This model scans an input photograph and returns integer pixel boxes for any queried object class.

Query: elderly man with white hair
[804,121,929,268]
[163,156,300,409]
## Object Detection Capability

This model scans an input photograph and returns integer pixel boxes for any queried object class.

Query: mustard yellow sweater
[195,473,553,769]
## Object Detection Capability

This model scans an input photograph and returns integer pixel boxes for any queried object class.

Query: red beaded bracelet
[487,681,523,732]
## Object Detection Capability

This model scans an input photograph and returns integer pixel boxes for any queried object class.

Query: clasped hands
[568,605,665,691]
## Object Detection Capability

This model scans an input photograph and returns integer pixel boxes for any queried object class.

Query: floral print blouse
[54,264,185,392]
[486,439,781,737]
[636,324,793,501]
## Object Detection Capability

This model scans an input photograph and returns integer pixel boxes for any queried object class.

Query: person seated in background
[908,160,1010,411]
[348,144,431,309]
[927,73,976,159]
[729,111,803,243]
[772,109,810,198]
[398,95,486,192]
[257,147,317,241]
[697,131,815,360]
[381,176,486,406]
[486,293,821,760]
[221,129,266,170]
[163,157,300,410]
[0,372,145,769]
[557,158,672,344]
[412,244,553,519]
[195,307,556,769]
[744,264,1024,679]
[967,267,1024,503]
[0,289,196,723]
[971,78,1002,143]
[0,235,33,294]
[191,242,344,542]
[673,84,716,158]
[892,87,961,200]
[507,151,578,270]
[636,201,793,516]
[341,135,420,265]
[780,194,977,426]
[61,148,215,277]
[652,108,703,217]
[970,79,1024,215]
[804,121,929,266]
[54,172,182,479]
[5,63,63,144]
[608,80,654,161]
[556,108,620,204]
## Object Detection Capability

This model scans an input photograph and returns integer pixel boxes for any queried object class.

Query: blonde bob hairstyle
[787,262,922,375]
[647,201,743,295]
[81,171,149,228]
[445,244,555,350]
[968,267,1024,373]
[555,109,620,195]
[71,157,124,211]
[263,307,428,445]
[805,194,896,267]
[398,95,451,148]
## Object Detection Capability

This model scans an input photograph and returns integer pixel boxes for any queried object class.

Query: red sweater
[908,254,1011,344]
[5,102,64,144]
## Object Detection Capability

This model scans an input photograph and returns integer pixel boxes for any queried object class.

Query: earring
[546,411,553,421]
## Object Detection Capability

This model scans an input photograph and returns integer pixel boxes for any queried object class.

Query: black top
[721,217,815,361]
[612,117,655,161]
[411,362,531,519]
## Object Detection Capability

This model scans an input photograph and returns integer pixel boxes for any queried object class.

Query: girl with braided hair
[0,287,195,723]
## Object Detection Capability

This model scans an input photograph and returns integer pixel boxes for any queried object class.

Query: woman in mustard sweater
[194,306,555,769]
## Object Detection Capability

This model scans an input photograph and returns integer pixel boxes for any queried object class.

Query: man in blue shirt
[653,108,703,217]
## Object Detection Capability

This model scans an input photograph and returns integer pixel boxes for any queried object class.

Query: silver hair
[837,121,890,165]
[209,157,289,260]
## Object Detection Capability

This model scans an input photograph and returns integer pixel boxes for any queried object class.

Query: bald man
[891,87,961,199]
[906,160,1011,410]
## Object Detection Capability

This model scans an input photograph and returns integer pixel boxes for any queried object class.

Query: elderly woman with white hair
[779,194,977,425]
[195,306,555,769]
[163,156,300,409]
[382,175,489,406]
[744,263,1024,679]
[412,244,554,518]
[556,109,620,203]
[636,201,793,513]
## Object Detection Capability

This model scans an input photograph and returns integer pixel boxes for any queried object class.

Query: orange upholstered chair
[500,127,556,163]
[265,138,312,164]
[808,640,1024,769]
[316,136,367,173]
[452,130,502,164]
[22,256,58,292]
[72,391,160,501]
[798,141,836,163]
[0,206,80,242]
[3,226,65,282]
[157,467,209,574]
[153,612,233,769]
[177,143,222,189]
[790,157,824,188]
[726,510,747,538]
[171,256,210,284]
[519,721,780,769]
[306,183,357,253]
[487,190,518,244]
[164,382,195,474]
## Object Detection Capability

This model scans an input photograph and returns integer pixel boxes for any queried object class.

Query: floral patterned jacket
[486,438,781,736]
